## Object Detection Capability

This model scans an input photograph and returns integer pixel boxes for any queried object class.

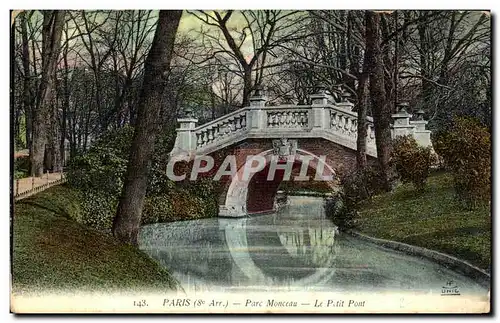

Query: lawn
[12,185,178,295]
[356,171,491,271]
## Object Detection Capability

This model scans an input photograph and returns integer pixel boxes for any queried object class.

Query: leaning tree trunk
[31,10,65,176]
[113,10,183,245]
[356,55,369,170]
[365,10,394,191]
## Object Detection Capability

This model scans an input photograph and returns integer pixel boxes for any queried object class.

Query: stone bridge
[169,89,432,217]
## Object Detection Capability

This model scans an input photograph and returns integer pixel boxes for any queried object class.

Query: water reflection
[138,196,487,295]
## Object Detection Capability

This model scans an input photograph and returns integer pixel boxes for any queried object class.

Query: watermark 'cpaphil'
[166,153,334,182]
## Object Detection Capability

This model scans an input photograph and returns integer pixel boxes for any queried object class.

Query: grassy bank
[12,185,178,295]
[356,172,491,271]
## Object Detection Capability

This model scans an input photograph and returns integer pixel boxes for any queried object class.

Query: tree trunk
[113,10,183,245]
[31,10,65,176]
[61,38,70,167]
[20,12,33,155]
[417,12,432,113]
[210,88,216,120]
[346,11,359,92]
[365,10,393,191]
[49,83,62,172]
[338,11,348,84]
[380,14,395,114]
[356,54,369,169]
[242,67,253,107]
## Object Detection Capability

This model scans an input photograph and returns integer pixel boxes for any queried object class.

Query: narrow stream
[138,196,488,296]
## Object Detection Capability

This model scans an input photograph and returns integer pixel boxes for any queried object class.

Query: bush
[433,117,491,208]
[65,128,131,233]
[341,166,386,204]
[325,195,358,231]
[14,170,28,180]
[92,126,135,160]
[66,126,220,230]
[392,135,436,191]
[142,186,218,224]
[14,156,30,179]
[66,146,128,197]
[79,191,117,233]
[142,195,174,224]
[325,166,385,231]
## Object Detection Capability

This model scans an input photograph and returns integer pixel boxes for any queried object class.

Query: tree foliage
[392,135,436,191]
[433,117,491,208]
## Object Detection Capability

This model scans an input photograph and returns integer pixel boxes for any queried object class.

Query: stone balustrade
[195,110,247,148]
[266,109,309,129]
[170,90,432,158]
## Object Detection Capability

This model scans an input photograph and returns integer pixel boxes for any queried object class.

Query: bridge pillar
[410,109,432,147]
[309,86,330,129]
[248,88,267,130]
[392,102,432,147]
[171,115,198,155]
[336,91,355,113]
[391,102,415,137]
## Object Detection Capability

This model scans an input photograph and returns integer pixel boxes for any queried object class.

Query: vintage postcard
[10,8,491,314]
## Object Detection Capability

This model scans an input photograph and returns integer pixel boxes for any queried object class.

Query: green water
[139,196,488,295]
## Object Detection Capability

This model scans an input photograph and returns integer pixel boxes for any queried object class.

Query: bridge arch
[221,148,338,217]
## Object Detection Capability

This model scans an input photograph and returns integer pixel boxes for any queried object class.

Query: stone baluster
[280,112,286,127]
[291,112,298,126]
[202,131,208,145]
[241,115,246,128]
[344,117,351,134]
[338,115,345,131]
[213,125,219,138]
[285,111,292,126]
[235,116,241,129]
[208,128,214,142]
[351,119,357,137]
[223,121,230,135]
[330,111,337,128]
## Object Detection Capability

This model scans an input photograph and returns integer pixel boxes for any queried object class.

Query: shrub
[66,146,128,197]
[92,126,135,160]
[14,156,30,179]
[325,166,385,231]
[65,128,131,232]
[142,195,174,224]
[392,135,436,191]
[183,178,220,217]
[341,166,386,204]
[142,186,218,224]
[325,195,358,231]
[79,191,117,233]
[67,126,220,229]
[433,117,491,208]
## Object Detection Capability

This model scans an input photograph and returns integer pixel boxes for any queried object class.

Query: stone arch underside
[221,148,338,217]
